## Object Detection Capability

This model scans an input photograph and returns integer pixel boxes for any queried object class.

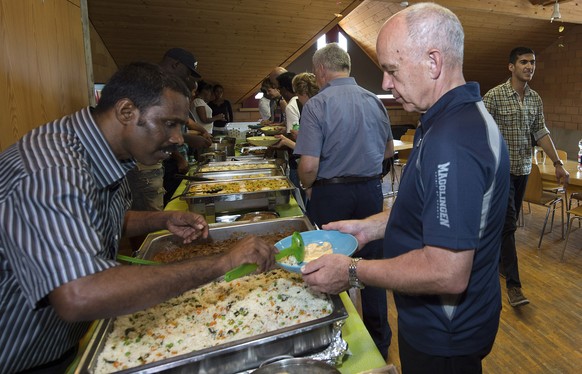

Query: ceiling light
[551,0,561,23]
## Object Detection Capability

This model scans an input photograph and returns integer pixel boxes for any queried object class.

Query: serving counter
[67,179,387,374]
[165,180,387,373]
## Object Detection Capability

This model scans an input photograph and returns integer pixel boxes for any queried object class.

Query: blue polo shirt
[385,82,509,356]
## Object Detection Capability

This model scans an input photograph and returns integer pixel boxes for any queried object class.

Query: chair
[523,163,564,249]
[400,134,415,143]
[394,135,414,180]
[541,149,568,194]
[561,205,582,261]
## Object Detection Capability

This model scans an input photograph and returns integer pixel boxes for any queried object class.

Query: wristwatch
[553,159,564,167]
[299,180,312,190]
[348,257,365,289]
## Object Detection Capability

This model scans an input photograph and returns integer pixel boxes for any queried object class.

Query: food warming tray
[76,219,346,374]
[76,298,345,374]
[194,159,285,174]
[135,217,314,261]
[181,176,294,223]
[193,168,284,181]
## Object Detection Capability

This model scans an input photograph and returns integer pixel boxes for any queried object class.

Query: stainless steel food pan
[194,168,284,181]
[181,177,294,222]
[136,217,313,261]
[195,159,285,174]
[75,287,346,374]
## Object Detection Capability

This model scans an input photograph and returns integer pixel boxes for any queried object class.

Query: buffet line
[72,130,388,374]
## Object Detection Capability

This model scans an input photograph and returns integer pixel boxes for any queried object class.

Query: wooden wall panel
[90,22,118,83]
[0,0,89,152]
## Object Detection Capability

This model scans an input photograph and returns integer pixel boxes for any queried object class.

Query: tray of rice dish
[75,269,347,374]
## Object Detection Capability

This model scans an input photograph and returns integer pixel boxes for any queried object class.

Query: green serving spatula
[225,232,305,282]
[274,231,305,263]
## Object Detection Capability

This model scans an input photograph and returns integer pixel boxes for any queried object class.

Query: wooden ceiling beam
[381,0,582,24]
[529,0,573,6]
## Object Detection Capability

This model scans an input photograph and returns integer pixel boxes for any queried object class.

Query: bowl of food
[260,126,286,136]
[247,136,280,147]
[275,230,358,273]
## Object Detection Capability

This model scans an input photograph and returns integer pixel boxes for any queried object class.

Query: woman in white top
[191,81,224,133]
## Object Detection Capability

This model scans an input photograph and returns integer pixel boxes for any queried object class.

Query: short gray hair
[312,43,351,74]
[403,3,464,68]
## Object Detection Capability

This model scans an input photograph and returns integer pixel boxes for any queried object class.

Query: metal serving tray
[75,219,340,374]
[181,176,294,222]
[76,255,346,373]
[136,217,313,261]
[195,159,285,174]
[195,168,284,181]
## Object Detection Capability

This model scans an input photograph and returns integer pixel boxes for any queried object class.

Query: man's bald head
[269,66,288,87]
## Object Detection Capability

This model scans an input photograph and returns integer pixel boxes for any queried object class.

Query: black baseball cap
[164,48,201,78]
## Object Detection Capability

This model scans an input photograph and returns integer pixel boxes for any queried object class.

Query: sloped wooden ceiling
[342,0,581,93]
[88,0,582,103]
[87,0,363,104]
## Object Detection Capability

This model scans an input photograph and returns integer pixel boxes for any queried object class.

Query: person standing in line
[258,78,275,121]
[294,43,394,359]
[269,66,288,124]
[483,47,569,307]
[126,47,204,212]
[191,80,225,134]
[208,84,233,134]
[300,4,510,372]
[276,72,300,134]
[273,72,319,150]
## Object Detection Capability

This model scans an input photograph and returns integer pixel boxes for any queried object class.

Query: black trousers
[306,179,391,358]
[500,174,528,289]
[399,332,492,374]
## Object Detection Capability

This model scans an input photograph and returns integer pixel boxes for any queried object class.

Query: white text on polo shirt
[436,162,450,228]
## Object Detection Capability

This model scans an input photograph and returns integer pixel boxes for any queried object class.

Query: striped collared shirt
[483,79,549,176]
[0,107,135,373]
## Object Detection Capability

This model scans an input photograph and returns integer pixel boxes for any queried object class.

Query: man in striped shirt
[0,62,276,373]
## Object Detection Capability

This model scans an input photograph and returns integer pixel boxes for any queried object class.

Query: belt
[312,175,381,187]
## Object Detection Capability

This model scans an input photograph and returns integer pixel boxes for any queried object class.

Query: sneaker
[507,287,530,307]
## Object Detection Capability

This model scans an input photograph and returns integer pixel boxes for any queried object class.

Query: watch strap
[348,257,365,289]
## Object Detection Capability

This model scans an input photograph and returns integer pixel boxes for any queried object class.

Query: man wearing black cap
[161,47,202,80]
[126,48,208,218]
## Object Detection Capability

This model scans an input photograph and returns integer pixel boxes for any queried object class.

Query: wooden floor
[379,196,582,373]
